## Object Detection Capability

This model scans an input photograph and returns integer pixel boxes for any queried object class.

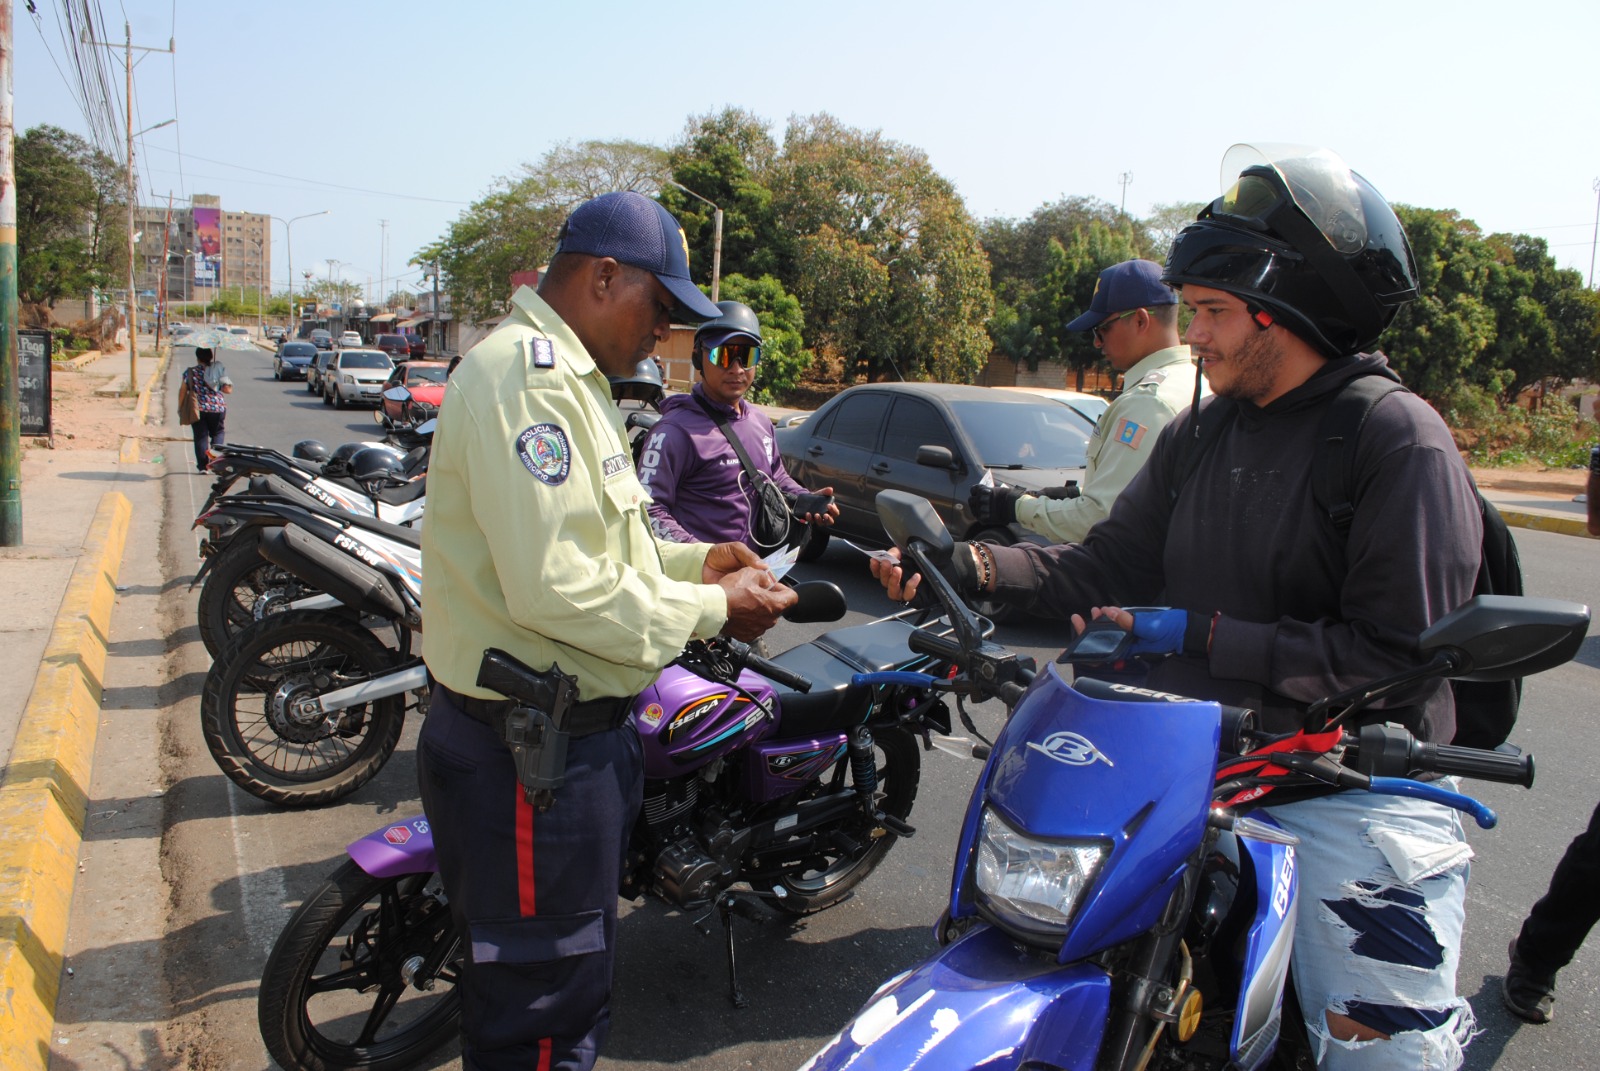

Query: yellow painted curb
[118,437,140,464]
[0,493,131,1070]
[1498,509,1596,539]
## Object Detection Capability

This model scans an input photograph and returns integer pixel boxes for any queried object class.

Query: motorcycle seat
[764,619,921,737]
[374,477,426,505]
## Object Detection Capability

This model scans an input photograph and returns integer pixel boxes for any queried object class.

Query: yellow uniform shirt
[1016,345,1206,544]
[420,286,727,700]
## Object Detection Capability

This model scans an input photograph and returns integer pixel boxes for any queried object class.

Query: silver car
[324,349,395,409]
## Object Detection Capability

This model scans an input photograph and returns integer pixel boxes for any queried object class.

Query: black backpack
[1171,374,1525,748]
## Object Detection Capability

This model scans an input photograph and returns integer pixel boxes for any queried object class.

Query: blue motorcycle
[800,490,1589,1071]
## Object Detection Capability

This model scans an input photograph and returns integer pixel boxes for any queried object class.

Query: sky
[15,0,1600,305]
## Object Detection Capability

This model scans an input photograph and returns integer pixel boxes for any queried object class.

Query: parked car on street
[376,360,449,429]
[306,349,339,395]
[264,325,288,342]
[372,333,411,361]
[308,329,333,350]
[338,331,363,348]
[777,383,1089,618]
[274,340,319,381]
[996,385,1109,429]
[324,349,396,409]
[405,333,427,358]
[228,325,251,341]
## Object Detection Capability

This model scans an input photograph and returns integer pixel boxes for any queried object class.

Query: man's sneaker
[1502,938,1556,1024]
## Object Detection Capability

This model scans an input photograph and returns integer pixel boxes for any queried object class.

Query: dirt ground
[37,359,154,452]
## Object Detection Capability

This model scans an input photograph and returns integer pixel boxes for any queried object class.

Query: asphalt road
[141,340,1600,1070]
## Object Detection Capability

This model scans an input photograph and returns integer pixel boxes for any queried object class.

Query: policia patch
[517,424,572,485]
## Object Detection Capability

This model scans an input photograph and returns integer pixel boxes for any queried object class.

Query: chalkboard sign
[16,330,53,437]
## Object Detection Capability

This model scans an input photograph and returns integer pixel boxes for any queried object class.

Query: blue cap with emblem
[1066,259,1179,332]
[555,191,723,322]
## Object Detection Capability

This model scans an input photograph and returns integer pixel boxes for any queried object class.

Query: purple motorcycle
[258,582,981,1071]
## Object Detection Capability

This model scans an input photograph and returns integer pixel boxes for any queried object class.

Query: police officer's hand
[968,484,1026,525]
[720,568,797,641]
[702,541,767,582]
[1039,483,1079,500]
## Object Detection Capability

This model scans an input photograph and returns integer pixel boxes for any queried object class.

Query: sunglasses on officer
[1091,308,1141,342]
[704,342,762,368]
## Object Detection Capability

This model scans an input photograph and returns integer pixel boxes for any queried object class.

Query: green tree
[716,273,811,402]
[767,114,994,384]
[981,196,1152,311]
[420,139,669,324]
[1031,224,1144,387]
[15,125,125,307]
[661,108,780,290]
[1140,201,1209,262]
[1380,206,1499,399]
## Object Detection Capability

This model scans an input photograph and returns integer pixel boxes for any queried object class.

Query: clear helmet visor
[1215,143,1368,255]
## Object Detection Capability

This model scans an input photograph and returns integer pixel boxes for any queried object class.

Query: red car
[377,360,449,429]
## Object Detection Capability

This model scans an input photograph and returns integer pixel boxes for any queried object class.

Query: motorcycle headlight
[974,806,1106,943]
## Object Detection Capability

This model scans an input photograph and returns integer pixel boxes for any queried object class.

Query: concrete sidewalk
[0,345,168,1070]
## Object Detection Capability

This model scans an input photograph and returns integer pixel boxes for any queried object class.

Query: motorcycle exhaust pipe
[259,524,406,620]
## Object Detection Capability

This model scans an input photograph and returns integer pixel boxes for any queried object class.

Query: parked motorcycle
[201,500,425,807]
[795,490,1590,1071]
[258,582,991,1070]
[191,431,430,660]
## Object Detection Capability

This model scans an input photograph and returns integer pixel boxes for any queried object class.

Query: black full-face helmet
[292,439,330,464]
[351,445,407,486]
[1163,144,1418,357]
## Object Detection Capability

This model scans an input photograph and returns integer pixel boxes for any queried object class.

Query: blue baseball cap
[555,191,722,322]
[1066,259,1179,332]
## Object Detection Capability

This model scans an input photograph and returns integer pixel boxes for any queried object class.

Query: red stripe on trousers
[515,782,536,916]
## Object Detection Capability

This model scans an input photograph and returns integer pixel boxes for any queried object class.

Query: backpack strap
[692,392,766,489]
[1312,375,1407,535]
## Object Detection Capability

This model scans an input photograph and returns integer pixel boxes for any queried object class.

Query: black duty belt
[436,684,632,737]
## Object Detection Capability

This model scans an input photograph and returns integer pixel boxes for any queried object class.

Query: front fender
[800,924,1109,1071]
[347,815,437,877]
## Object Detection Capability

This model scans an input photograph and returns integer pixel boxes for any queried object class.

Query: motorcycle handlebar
[907,627,964,665]
[743,648,812,694]
[1413,741,1535,789]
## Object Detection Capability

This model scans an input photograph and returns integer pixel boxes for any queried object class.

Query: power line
[137,146,472,205]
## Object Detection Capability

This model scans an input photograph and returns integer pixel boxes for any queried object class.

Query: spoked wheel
[749,727,921,915]
[201,610,409,807]
[259,860,462,1071]
[196,532,333,661]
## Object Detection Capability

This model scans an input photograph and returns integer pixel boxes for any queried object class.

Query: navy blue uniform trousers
[418,685,643,1071]
[1515,794,1600,975]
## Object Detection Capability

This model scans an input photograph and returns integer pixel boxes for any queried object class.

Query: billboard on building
[193,207,221,286]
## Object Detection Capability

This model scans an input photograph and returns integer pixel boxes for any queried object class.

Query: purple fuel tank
[633,665,782,780]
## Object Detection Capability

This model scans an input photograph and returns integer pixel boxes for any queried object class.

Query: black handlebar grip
[747,651,812,694]
[908,628,965,664]
[1416,741,1535,789]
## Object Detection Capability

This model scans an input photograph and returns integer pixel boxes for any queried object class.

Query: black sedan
[778,383,1089,617]
[273,340,318,381]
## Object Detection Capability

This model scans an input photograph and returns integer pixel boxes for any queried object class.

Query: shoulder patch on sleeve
[1113,418,1147,449]
[531,337,555,368]
[1132,369,1168,388]
[516,423,572,484]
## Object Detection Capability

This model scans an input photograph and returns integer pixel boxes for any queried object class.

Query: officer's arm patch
[1114,419,1147,449]
[516,423,572,484]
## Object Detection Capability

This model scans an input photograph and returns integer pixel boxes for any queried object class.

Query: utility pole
[1118,171,1134,219]
[431,261,441,355]
[665,180,722,302]
[157,193,172,341]
[81,22,172,395]
[379,219,388,308]
[2,0,21,544]
[1589,177,1599,290]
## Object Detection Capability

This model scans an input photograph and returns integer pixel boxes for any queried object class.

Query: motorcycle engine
[654,838,727,908]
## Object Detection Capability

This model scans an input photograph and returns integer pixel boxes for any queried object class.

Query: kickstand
[718,894,748,1008]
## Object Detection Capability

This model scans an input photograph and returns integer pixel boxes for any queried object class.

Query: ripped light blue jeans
[1268,785,1476,1071]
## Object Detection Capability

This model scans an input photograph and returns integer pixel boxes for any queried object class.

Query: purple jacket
[638,384,807,547]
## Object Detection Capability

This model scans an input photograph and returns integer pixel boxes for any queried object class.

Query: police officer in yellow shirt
[418,190,795,1070]
[971,259,1207,543]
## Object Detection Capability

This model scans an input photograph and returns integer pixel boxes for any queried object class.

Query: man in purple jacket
[637,300,837,550]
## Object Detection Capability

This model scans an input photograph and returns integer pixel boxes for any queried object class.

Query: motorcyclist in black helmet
[872,145,1485,1070]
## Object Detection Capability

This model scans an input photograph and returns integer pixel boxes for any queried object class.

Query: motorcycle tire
[751,726,921,915]
[258,859,462,1071]
[201,610,407,808]
[196,532,332,662]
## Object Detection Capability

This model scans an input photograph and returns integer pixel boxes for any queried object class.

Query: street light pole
[665,179,723,302]
[272,210,329,331]
[1589,177,1599,290]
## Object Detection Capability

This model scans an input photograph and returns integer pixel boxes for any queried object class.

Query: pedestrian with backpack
[873,145,1485,1070]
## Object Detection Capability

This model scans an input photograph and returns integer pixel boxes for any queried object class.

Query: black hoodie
[989,353,1482,740]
